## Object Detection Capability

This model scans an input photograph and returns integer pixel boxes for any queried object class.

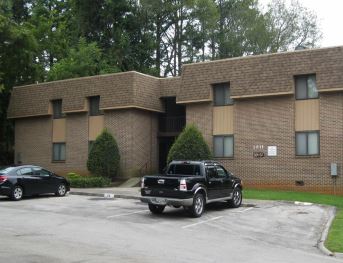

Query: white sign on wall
[267,146,277,157]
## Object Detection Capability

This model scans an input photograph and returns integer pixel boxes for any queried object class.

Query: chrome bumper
[140,196,193,207]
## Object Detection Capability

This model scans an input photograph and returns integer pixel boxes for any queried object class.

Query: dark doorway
[158,137,176,172]
[158,97,186,173]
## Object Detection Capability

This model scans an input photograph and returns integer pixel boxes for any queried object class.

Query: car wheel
[189,193,205,218]
[148,204,165,214]
[228,187,242,208]
[55,183,67,197]
[11,185,23,201]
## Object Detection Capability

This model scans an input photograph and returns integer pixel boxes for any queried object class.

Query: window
[214,135,234,158]
[89,96,100,116]
[216,166,227,177]
[16,168,33,176]
[52,99,63,119]
[53,143,66,161]
[32,167,50,177]
[295,75,318,100]
[213,83,233,106]
[296,131,319,156]
[167,164,201,176]
[206,166,216,178]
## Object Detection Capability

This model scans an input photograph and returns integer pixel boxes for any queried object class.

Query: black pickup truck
[140,160,243,217]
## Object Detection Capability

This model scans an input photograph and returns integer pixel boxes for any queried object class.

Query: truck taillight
[0,175,8,183]
[141,178,145,188]
[179,179,187,191]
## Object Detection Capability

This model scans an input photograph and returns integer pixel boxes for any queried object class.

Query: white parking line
[106,209,149,218]
[182,216,223,229]
[235,207,254,213]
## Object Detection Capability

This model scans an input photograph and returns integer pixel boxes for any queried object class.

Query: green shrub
[66,173,111,188]
[167,124,211,164]
[87,129,120,178]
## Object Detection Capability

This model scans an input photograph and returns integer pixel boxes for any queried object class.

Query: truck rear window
[167,164,201,176]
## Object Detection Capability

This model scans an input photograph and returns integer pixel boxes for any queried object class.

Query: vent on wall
[295,180,305,186]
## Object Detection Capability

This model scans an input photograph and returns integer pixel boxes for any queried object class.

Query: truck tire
[189,193,205,218]
[148,204,165,214]
[228,187,242,208]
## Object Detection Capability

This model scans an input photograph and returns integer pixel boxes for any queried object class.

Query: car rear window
[167,164,201,176]
[0,167,15,175]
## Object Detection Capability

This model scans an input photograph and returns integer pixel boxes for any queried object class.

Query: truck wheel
[228,188,242,208]
[189,193,205,218]
[148,204,165,214]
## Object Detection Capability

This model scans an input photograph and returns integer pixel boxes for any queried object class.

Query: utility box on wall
[330,163,339,177]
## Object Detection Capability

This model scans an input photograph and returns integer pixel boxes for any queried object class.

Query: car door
[206,166,223,200]
[32,167,55,193]
[216,166,234,198]
[17,167,38,195]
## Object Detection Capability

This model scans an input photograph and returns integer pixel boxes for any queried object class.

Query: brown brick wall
[14,116,86,176]
[14,109,159,178]
[186,95,343,194]
[178,46,343,102]
[104,109,158,177]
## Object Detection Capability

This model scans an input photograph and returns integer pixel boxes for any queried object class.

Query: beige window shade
[89,115,104,140]
[213,106,234,135]
[295,99,319,131]
[52,119,66,143]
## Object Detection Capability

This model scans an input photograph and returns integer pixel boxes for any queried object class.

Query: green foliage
[47,38,119,81]
[167,124,211,164]
[66,172,111,188]
[87,129,120,179]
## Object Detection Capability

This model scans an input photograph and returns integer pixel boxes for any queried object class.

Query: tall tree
[47,38,119,81]
[0,13,38,164]
[264,0,322,52]
[71,0,155,73]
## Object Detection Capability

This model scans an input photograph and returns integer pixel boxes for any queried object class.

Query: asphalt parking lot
[0,195,340,263]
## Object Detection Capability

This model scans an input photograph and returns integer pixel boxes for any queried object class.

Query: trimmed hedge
[87,129,120,178]
[66,173,111,188]
[167,124,211,164]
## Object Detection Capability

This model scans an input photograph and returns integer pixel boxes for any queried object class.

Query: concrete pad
[0,195,340,263]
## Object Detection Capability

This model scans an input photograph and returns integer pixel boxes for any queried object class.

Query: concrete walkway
[70,187,141,200]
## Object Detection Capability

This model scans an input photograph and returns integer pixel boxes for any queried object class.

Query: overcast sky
[259,0,343,48]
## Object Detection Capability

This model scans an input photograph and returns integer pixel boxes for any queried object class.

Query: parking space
[0,195,340,263]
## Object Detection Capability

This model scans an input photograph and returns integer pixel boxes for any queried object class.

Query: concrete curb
[69,191,140,200]
[318,206,336,257]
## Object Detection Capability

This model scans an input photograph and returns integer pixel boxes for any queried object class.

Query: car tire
[148,204,165,214]
[11,185,23,201]
[189,193,205,218]
[228,187,242,208]
[55,183,67,197]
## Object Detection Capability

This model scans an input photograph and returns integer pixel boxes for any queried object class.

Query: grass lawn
[243,189,343,253]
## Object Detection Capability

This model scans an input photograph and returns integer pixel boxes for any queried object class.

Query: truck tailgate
[143,175,191,198]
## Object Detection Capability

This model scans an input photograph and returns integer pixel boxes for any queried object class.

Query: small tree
[167,124,211,164]
[87,129,120,178]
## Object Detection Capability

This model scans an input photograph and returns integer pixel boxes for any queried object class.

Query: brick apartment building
[7,46,343,194]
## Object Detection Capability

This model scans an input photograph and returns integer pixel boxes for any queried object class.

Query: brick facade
[8,46,343,193]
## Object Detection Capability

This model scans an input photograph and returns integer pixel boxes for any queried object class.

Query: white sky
[259,0,343,48]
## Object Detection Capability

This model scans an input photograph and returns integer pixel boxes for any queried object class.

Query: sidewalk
[70,187,141,200]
